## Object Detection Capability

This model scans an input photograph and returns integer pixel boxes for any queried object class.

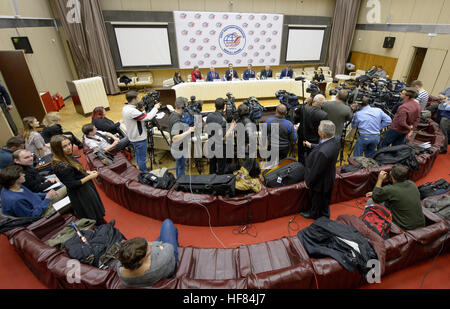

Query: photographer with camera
[322,90,353,140]
[294,94,328,164]
[122,91,161,172]
[206,98,236,174]
[169,97,196,178]
[380,87,420,148]
[266,104,297,161]
[352,96,392,157]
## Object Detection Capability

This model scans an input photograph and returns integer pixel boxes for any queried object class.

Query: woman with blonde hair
[50,135,105,224]
[41,112,83,149]
[22,116,51,160]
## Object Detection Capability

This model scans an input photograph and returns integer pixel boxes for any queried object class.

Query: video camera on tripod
[137,90,168,113]
[181,95,203,127]
[275,90,300,110]
[305,81,323,98]
[224,91,239,122]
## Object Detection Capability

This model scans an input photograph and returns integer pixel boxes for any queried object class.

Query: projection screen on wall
[114,27,172,66]
[286,28,325,61]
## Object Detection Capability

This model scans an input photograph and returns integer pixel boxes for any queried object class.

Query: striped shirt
[416,89,429,111]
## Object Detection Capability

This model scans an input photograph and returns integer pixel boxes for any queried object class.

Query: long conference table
[171,78,311,102]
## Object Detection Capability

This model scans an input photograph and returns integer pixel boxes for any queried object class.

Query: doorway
[407,47,427,85]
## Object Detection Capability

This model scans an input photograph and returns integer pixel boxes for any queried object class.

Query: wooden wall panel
[350,51,398,79]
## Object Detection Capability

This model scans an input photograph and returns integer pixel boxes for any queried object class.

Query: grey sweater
[117,241,176,288]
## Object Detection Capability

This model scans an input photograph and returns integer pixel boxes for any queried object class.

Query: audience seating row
[2,119,448,289]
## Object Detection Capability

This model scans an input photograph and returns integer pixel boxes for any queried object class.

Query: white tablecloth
[172,79,310,101]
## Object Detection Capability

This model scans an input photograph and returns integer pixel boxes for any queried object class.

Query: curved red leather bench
[4,197,448,289]
[86,119,445,227]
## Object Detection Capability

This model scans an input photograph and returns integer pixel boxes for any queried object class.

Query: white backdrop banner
[174,11,284,69]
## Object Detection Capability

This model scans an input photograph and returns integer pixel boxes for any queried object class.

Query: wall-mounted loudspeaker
[383,36,395,48]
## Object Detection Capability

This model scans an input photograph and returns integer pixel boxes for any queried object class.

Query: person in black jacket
[205,98,236,174]
[301,120,340,219]
[50,135,105,225]
[313,69,325,82]
[224,63,239,81]
[294,94,328,164]
[41,112,83,149]
[173,70,185,85]
[236,103,257,158]
[91,106,124,138]
[265,104,297,161]
[0,83,18,135]
[260,65,272,79]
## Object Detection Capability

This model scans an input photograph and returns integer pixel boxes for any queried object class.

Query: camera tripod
[146,116,171,171]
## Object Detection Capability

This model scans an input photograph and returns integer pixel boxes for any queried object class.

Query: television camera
[181,95,203,127]
[224,91,239,122]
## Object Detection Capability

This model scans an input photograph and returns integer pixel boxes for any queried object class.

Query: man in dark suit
[260,65,272,79]
[206,67,220,82]
[301,120,340,219]
[280,65,293,79]
[225,63,239,81]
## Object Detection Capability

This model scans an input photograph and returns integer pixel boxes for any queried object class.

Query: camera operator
[236,104,257,158]
[294,94,328,164]
[206,98,236,174]
[380,87,420,148]
[322,90,353,140]
[122,91,161,172]
[351,96,391,157]
[266,104,297,161]
[168,97,195,178]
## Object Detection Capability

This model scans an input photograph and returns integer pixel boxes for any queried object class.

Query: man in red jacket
[381,87,421,148]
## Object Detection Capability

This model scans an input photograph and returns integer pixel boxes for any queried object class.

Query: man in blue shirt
[0,137,25,170]
[352,97,392,157]
[206,67,220,82]
[243,64,256,80]
[280,65,293,79]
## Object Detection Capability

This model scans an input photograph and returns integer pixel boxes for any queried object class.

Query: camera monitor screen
[286,28,325,61]
[11,36,33,54]
[114,26,172,66]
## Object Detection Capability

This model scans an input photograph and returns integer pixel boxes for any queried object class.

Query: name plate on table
[196,80,205,82]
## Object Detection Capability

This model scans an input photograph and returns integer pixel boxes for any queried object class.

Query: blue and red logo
[219,25,246,56]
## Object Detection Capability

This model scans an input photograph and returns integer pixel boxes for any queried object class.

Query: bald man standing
[294,94,328,163]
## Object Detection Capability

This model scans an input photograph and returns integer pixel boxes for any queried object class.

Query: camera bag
[174,174,236,197]
[263,160,305,188]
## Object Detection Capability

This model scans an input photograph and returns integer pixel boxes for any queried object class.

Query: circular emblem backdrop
[175,11,283,69]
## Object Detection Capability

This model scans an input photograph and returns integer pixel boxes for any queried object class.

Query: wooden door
[417,48,448,94]
[407,47,427,85]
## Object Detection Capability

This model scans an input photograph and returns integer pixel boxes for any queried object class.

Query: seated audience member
[168,97,195,178]
[13,149,66,196]
[440,86,450,101]
[367,164,425,231]
[243,64,256,80]
[117,219,179,288]
[41,112,83,149]
[372,66,387,79]
[321,90,353,139]
[225,63,239,81]
[313,69,325,82]
[366,65,377,77]
[0,137,25,170]
[280,65,293,79]
[411,80,429,111]
[0,165,60,217]
[91,106,124,137]
[190,66,203,82]
[82,124,130,154]
[266,104,297,161]
[206,67,220,82]
[381,87,420,148]
[173,70,185,85]
[437,94,450,153]
[260,65,272,79]
[352,96,392,157]
[22,117,51,160]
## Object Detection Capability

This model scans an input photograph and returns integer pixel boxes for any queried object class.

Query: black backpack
[138,171,176,190]
[174,174,236,197]
[263,161,305,188]
[418,179,450,200]
[371,145,419,171]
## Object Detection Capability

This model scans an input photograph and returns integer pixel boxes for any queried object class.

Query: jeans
[176,156,186,178]
[155,219,179,265]
[131,139,148,172]
[354,135,380,157]
[380,129,406,148]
